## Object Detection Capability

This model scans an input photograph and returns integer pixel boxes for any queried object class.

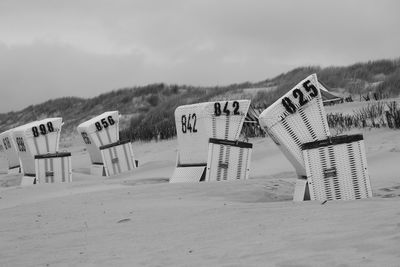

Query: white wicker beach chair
[77,111,120,170]
[170,100,251,183]
[78,111,122,176]
[12,118,63,185]
[259,74,330,200]
[259,74,372,201]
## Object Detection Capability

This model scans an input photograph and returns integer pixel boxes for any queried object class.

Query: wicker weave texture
[206,142,251,182]
[170,166,206,183]
[259,74,330,175]
[0,130,20,169]
[100,142,136,176]
[303,139,372,201]
[35,155,72,183]
[175,100,250,166]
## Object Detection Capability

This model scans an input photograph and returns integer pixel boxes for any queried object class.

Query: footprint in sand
[389,147,400,152]
[377,184,400,198]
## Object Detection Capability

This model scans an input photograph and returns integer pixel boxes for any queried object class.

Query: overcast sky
[0,0,399,112]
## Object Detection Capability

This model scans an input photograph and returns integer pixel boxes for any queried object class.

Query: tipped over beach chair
[259,74,372,201]
[170,100,252,183]
[259,74,331,200]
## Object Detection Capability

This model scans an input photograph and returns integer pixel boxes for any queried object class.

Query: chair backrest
[77,111,119,164]
[259,74,330,176]
[0,129,20,169]
[175,100,250,166]
[12,117,63,175]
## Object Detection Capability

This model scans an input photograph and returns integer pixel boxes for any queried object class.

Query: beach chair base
[90,164,106,176]
[170,165,206,183]
[8,165,21,174]
[293,176,311,201]
[35,152,72,184]
[100,140,137,176]
[300,134,372,201]
[20,174,36,186]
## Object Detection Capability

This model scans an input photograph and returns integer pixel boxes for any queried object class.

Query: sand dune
[0,128,399,266]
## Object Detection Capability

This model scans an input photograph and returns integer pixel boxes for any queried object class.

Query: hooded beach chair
[170,100,252,183]
[77,111,137,177]
[11,118,72,185]
[259,74,372,201]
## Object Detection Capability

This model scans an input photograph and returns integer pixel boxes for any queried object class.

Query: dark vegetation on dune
[0,58,400,141]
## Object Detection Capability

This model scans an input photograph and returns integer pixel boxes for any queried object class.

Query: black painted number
[281,80,319,114]
[293,89,308,106]
[232,101,240,115]
[2,137,11,150]
[181,113,198,134]
[223,102,230,115]
[95,116,115,132]
[303,80,318,97]
[214,103,221,116]
[214,101,240,116]
[32,122,54,137]
[81,132,91,144]
[16,137,26,152]
[281,97,296,114]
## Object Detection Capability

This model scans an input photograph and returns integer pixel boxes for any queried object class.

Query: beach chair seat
[205,138,252,182]
[100,139,137,176]
[35,152,72,183]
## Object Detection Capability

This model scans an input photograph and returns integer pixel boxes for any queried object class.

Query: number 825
[281,80,318,114]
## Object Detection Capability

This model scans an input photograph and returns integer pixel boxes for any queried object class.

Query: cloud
[0,0,399,112]
[0,42,147,112]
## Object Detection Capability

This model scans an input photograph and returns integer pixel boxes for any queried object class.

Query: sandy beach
[0,126,400,266]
